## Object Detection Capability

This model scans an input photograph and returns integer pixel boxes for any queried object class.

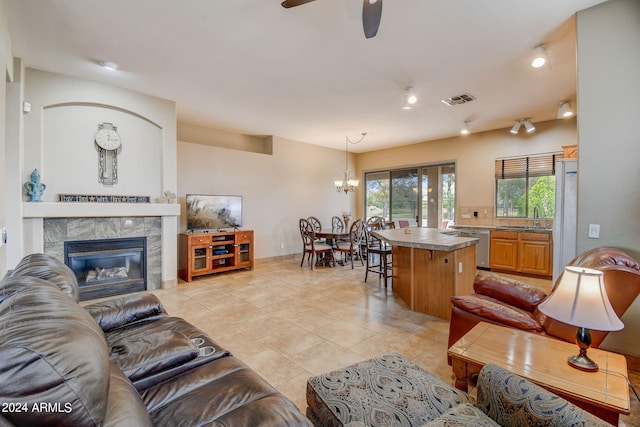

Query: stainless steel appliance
[459,229,491,269]
[443,228,491,269]
[553,158,577,281]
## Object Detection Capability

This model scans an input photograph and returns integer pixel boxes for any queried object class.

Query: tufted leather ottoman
[306,352,473,427]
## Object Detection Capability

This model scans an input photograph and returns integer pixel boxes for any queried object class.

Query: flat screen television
[186,194,243,231]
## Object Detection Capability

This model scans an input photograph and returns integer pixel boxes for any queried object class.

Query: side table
[447,322,630,426]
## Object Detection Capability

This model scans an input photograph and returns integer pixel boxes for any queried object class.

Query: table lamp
[538,266,624,372]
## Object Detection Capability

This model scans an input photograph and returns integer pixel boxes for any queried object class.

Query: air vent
[441,93,476,107]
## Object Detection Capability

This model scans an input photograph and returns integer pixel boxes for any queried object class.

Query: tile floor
[147,257,639,426]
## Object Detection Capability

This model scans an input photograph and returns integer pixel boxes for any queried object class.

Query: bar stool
[363,225,392,287]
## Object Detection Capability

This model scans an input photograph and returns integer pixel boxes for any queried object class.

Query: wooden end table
[447,322,630,426]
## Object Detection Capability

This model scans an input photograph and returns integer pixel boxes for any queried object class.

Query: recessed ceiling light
[402,87,417,110]
[100,61,119,71]
[460,121,470,135]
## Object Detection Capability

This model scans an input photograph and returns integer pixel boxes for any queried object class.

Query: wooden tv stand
[179,230,254,282]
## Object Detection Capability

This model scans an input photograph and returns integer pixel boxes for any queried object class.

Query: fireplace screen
[65,237,147,301]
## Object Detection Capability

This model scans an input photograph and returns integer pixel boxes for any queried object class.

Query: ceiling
[7,0,605,153]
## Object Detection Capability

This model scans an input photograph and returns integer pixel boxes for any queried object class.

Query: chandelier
[335,133,366,194]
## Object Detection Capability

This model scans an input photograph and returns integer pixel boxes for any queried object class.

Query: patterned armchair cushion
[476,364,612,426]
[306,352,474,427]
[423,403,500,426]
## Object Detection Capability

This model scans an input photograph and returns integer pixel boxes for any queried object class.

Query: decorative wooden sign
[58,194,150,203]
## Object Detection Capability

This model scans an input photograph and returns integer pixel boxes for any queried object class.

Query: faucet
[533,206,540,227]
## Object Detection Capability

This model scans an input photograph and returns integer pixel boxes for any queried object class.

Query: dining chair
[366,216,384,230]
[299,218,334,269]
[362,223,392,286]
[307,216,326,243]
[335,219,364,269]
[331,216,344,232]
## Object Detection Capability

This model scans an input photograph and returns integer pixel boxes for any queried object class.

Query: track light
[402,87,417,109]
[531,45,547,68]
[460,121,470,135]
[557,101,574,119]
[524,119,536,133]
[510,119,535,134]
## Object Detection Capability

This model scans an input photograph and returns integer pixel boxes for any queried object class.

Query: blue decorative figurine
[24,169,46,202]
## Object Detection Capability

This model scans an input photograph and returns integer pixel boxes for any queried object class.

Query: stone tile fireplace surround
[21,202,180,293]
[44,217,162,291]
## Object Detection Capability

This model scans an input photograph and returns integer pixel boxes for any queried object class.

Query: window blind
[495,153,564,179]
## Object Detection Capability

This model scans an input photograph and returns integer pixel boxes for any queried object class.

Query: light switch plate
[588,224,600,238]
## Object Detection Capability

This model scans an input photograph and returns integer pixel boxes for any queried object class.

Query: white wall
[576,0,640,259]
[0,0,11,275]
[42,105,162,198]
[177,135,357,259]
[23,69,176,199]
[16,69,179,285]
[576,0,640,357]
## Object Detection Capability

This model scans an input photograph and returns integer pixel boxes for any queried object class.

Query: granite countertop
[372,228,478,251]
[451,225,552,233]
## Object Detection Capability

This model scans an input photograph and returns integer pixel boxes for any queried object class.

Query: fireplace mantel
[22,202,180,218]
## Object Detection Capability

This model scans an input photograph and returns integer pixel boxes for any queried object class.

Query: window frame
[494,152,563,219]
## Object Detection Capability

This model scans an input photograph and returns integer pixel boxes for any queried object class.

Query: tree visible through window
[495,153,562,218]
[365,163,455,228]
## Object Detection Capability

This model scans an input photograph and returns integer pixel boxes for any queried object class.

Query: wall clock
[95,122,121,185]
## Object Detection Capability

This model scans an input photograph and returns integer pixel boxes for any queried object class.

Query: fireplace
[65,237,147,301]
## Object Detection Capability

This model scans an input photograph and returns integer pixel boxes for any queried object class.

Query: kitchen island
[373,228,478,320]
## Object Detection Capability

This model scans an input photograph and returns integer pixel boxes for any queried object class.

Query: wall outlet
[588,224,600,239]
[280,243,285,249]
[473,211,478,218]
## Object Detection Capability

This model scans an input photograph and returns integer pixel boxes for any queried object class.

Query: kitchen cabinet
[490,230,518,271]
[518,232,551,276]
[490,229,552,278]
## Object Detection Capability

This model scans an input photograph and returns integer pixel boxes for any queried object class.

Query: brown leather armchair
[448,247,640,362]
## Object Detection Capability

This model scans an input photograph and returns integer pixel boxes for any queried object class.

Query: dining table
[314,228,351,266]
[315,228,350,241]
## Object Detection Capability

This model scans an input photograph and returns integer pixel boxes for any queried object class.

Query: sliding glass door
[391,169,419,226]
[365,163,455,229]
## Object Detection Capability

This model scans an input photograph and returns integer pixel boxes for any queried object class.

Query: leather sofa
[0,253,312,426]
[448,247,640,358]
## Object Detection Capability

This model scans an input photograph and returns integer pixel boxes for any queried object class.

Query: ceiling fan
[281,0,383,39]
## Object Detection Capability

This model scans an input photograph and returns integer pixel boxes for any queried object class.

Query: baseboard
[255,253,298,265]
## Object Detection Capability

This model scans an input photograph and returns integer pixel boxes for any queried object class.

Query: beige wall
[355,119,577,222]
[576,0,640,357]
[177,134,357,260]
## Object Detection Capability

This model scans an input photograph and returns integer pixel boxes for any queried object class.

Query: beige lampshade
[538,266,624,332]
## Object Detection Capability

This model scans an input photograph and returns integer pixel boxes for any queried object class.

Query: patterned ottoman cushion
[306,352,474,427]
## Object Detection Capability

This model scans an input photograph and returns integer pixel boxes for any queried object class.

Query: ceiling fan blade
[362,0,382,39]
[281,0,316,8]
